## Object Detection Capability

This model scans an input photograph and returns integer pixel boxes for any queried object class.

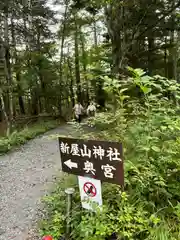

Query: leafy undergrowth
[39,69,180,240]
[0,120,61,154]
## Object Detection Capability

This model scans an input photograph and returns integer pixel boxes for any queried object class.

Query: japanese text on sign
[59,137,124,186]
[60,142,122,161]
[60,142,121,179]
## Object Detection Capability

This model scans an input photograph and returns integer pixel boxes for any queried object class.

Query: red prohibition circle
[83,182,97,197]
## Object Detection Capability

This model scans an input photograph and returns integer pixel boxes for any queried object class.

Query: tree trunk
[23,0,39,116]
[59,0,69,81]
[0,92,10,136]
[177,31,180,82]
[31,92,39,115]
[17,73,26,114]
[36,25,46,113]
[168,0,177,80]
[105,2,128,75]
[58,0,70,115]
[148,34,155,75]
[0,38,10,136]
[164,36,168,78]
[169,29,177,80]
[74,15,81,103]
[67,56,75,106]
[0,97,3,121]
[80,31,89,104]
[11,16,26,115]
[93,17,98,47]
[3,7,13,132]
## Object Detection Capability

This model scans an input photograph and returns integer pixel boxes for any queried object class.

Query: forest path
[0,122,88,240]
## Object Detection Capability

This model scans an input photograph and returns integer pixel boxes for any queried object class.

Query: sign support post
[65,188,75,238]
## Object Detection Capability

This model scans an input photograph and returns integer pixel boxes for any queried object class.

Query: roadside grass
[0,119,61,155]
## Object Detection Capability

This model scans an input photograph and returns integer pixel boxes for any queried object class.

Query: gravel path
[0,123,83,240]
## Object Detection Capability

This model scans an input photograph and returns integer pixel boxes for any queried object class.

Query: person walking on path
[87,101,96,117]
[73,102,84,123]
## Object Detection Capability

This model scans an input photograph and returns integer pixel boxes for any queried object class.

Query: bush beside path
[0,120,62,155]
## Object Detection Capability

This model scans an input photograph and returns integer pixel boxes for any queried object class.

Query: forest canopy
[0,0,180,135]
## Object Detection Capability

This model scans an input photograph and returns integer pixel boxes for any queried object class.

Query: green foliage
[103,68,180,107]
[0,120,60,155]
[40,68,180,239]
[40,176,163,240]
[77,190,161,240]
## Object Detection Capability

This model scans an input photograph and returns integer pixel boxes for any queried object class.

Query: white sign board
[78,176,102,211]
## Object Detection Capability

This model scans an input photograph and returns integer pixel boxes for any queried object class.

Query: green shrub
[40,175,180,240]
[0,120,60,154]
[39,69,180,239]
[39,176,164,240]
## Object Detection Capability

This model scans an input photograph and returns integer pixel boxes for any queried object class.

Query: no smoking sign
[78,176,102,211]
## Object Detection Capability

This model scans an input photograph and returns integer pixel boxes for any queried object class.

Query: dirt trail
[0,124,83,240]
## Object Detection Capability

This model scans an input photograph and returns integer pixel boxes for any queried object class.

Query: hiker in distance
[73,101,84,123]
[87,101,96,117]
